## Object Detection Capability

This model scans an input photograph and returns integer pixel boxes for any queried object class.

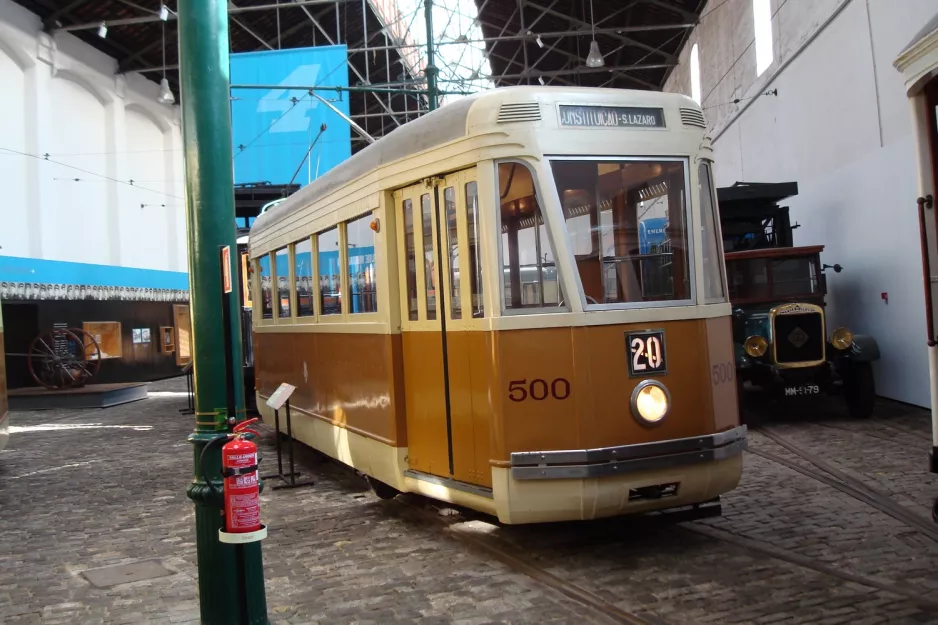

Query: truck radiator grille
[773,313,824,364]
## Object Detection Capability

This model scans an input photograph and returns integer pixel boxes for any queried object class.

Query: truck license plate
[784,385,820,397]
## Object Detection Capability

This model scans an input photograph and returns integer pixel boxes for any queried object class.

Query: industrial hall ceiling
[12,0,707,151]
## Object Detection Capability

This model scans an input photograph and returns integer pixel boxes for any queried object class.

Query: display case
[82,321,123,359]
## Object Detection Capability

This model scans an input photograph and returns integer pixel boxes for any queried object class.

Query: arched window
[690,43,701,104]
[754,0,773,76]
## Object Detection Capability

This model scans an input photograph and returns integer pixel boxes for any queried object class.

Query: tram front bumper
[494,426,747,524]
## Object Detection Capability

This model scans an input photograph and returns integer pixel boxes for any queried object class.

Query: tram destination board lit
[558,105,665,128]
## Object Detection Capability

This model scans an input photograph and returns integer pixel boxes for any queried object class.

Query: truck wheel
[844,361,875,418]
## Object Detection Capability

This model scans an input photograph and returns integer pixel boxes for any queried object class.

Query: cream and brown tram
[0,296,8,454]
[248,86,747,524]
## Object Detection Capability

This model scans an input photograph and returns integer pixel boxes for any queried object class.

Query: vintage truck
[717,182,880,417]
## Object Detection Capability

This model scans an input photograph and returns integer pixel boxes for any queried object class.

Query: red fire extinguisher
[221,418,262,533]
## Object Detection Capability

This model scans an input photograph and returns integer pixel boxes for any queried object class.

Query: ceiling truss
[11,0,705,153]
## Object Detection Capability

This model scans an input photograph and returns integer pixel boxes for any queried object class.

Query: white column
[105,95,126,266]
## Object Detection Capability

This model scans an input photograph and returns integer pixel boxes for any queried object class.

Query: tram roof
[249,86,700,241]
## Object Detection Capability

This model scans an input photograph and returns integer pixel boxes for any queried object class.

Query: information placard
[265,382,296,410]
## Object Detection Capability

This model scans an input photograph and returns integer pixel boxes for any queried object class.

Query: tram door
[395,168,487,485]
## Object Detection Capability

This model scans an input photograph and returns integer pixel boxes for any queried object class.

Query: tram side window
[259,254,273,319]
[294,237,314,317]
[444,186,461,319]
[275,247,291,318]
[318,228,342,315]
[347,213,378,314]
[465,181,484,318]
[549,159,691,305]
[498,162,562,310]
[403,198,418,321]
[421,193,437,320]
[698,162,726,302]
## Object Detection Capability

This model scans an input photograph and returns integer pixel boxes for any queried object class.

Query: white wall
[664,0,938,407]
[0,0,186,274]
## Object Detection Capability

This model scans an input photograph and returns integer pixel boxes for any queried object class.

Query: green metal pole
[424,0,439,110]
[178,1,268,624]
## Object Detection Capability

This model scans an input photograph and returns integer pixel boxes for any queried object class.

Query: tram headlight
[831,327,853,350]
[630,380,670,426]
[744,335,768,358]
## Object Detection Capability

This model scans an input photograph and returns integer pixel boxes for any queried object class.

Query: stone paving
[0,378,937,624]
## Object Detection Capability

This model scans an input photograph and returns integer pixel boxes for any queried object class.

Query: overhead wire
[232,91,311,159]
[0,146,181,200]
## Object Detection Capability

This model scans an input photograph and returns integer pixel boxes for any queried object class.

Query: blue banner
[230,45,352,187]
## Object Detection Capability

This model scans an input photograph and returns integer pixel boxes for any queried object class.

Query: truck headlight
[744,334,768,357]
[831,327,853,350]
[630,380,670,426]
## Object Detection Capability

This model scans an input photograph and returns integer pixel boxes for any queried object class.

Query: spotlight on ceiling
[159,4,169,20]
[538,76,545,85]
[586,40,604,68]
[97,22,107,38]
[536,35,544,48]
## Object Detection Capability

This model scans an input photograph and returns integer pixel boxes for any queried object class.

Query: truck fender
[849,334,880,362]
[734,343,752,369]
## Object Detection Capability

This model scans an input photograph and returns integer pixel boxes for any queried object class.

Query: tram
[247,86,747,524]
[0,295,8,453]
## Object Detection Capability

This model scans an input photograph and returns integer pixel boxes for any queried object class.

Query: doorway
[394,168,489,486]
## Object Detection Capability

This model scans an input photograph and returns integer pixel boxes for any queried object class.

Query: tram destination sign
[558,105,665,129]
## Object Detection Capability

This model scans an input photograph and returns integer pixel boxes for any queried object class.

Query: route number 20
[508,378,571,402]
[627,330,668,377]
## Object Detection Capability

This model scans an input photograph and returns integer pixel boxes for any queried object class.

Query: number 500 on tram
[247,86,747,524]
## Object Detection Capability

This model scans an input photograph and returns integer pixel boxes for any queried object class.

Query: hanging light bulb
[585,0,603,68]
[586,40,604,67]
[156,19,174,104]
[158,78,175,104]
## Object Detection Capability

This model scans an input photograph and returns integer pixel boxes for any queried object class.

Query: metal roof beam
[486,6,518,58]
[532,42,662,89]
[637,0,698,23]
[442,62,673,83]
[43,0,89,30]
[524,0,683,63]
[293,2,404,127]
[118,39,163,73]
[474,19,691,47]
[229,2,275,51]
[50,0,360,32]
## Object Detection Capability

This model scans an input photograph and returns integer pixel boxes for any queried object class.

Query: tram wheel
[365,475,400,500]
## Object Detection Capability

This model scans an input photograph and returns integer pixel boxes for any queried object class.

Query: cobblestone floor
[1,378,937,624]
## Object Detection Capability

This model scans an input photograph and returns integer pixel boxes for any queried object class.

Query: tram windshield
[548,159,692,305]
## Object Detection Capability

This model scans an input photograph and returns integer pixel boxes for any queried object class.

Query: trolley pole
[178,1,269,623]
[424,0,439,110]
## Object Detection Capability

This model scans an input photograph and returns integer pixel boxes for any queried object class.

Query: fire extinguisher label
[231,493,260,528]
[234,473,258,488]
[229,452,257,467]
